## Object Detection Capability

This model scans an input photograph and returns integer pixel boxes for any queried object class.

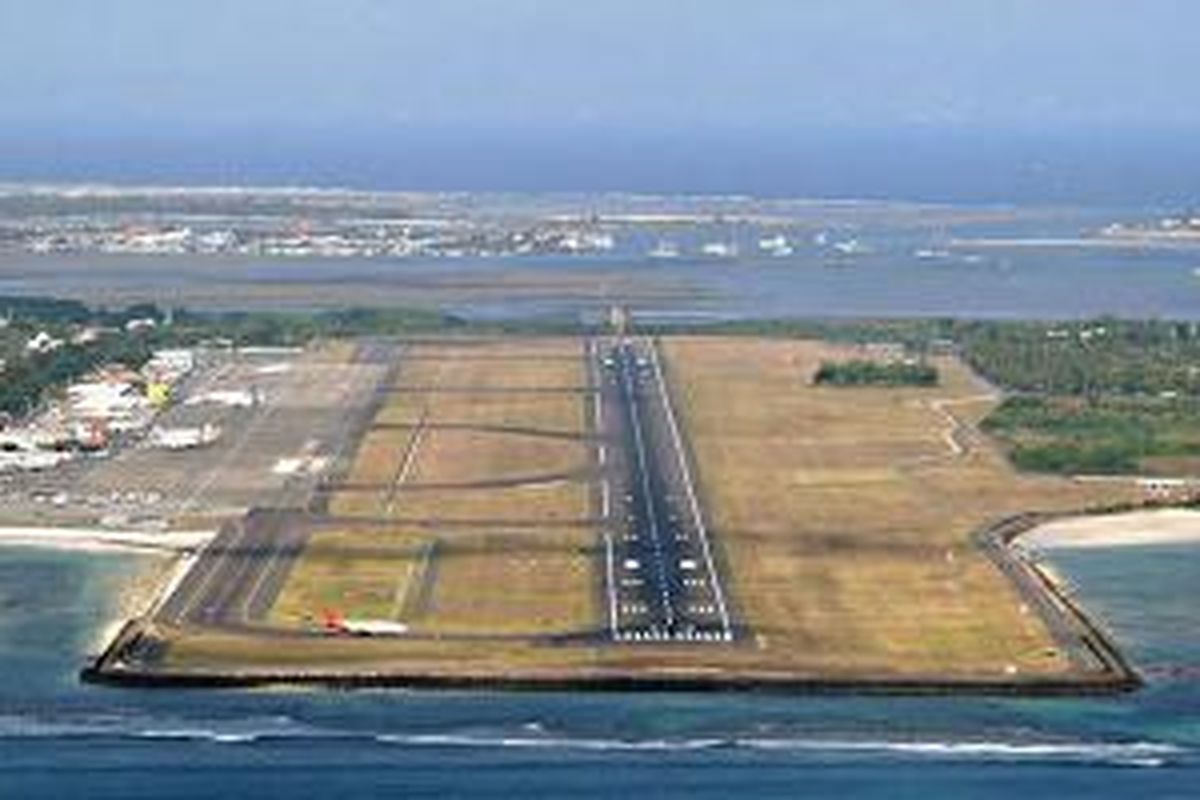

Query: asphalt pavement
[595,338,734,643]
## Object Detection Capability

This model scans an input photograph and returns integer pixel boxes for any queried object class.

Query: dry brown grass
[410,428,587,485]
[326,491,386,518]
[331,337,592,522]
[267,337,597,646]
[661,336,1136,676]
[402,337,584,359]
[377,392,583,432]
[392,340,585,390]
[328,465,589,523]
[386,481,590,522]
[344,427,417,486]
[412,530,596,635]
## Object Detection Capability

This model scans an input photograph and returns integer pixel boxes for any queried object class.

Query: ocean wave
[0,712,1187,766]
[376,733,726,752]
[134,729,265,744]
[378,731,1185,766]
[0,712,326,744]
[736,737,1183,766]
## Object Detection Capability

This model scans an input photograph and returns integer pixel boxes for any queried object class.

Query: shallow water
[4,209,1200,321]
[0,542,1197,798]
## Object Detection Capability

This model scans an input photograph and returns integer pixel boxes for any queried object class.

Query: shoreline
[80,508,1143,697]
[971,513,1142,694]
[949,236,1200,250]
[81,659,1138,696]
[90,552,184,657]
[1020,509,1200,550]
[0,526,215,556]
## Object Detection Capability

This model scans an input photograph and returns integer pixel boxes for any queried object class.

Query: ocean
[0,543,1196,799]
[4,127,1200,206]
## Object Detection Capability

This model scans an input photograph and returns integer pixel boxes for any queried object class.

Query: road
[594,337,735,643]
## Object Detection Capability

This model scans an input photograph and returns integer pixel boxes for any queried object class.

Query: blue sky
[2,0,1198,134]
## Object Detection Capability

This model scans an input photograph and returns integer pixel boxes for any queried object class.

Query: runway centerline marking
[647,340,733,639]
[617,342,676,629]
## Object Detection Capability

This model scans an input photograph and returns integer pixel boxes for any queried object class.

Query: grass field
[343,427,418,486]
[268,525,594,636]
[661,336,1137,676]
[148,335,1140,685]
[411,529,596,636]
[376,391,583,432]
[327,481,590,523]
[267,337,597,643]
[409,428,586,484]
[328,338,592,522]
[270,528,431,627]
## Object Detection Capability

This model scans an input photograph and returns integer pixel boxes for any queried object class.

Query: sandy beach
[0,526,214,554]
[1021,509,1200,549]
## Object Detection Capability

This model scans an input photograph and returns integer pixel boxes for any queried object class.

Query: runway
[594,338,735,643]
[154,509,311,627]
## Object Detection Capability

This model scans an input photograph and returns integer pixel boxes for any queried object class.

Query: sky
[1,1,1198,198]
[3,0,1198,133]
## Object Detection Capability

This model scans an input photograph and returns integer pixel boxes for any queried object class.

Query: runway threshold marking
[618,342,676,629]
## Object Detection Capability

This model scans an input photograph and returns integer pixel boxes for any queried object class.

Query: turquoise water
[0,544,1197,797]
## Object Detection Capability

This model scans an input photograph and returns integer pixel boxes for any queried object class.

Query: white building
[65,381,147,421]
[150,423,221,450]
[185,389,257,408]
[125,318,158,333]
[701,241,737,258]
[146,349,195,379]
[758,234,793,256]
[25,331,64,354]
